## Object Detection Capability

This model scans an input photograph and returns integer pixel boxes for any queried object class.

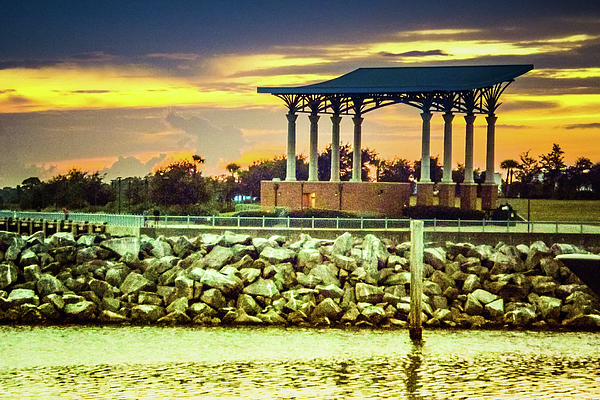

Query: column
[330,114,341,182]
[461,114,477,210]
[417,111,434,206]
[308,113,320,182]
[485,114,497,184]
[419,112,432,183]
[351,115,363,182]
[286,112,297,181]
[439,112,455,207]
[482,113,499,209]
[464,114,476,184]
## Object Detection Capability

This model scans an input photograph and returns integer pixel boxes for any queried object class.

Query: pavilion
[257,64,533,215]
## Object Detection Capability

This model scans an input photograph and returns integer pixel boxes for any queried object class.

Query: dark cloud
[0,89,16,94]
[69,90,112,94]
[564,123,600,130]
[379,50,449,57]
[6,95,30,105]
[499,100,561,112]
[99,154,167,180]
[0,60,61,70]
[497,124,531,129]
[165,111,249,167]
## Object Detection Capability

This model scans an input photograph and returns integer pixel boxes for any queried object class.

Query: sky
[1,0,599,187]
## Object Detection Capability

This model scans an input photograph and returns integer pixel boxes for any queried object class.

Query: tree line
[1,142,599,215]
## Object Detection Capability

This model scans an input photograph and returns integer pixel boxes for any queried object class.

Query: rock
[158,310,191,325]
[332,232,353,256]
[362,234,389,279]
[233,311,264,325]
[20,249,39,268]
[36,274,64,298]
[531,276,558,295]
[98,310,128,323]
[8,288,40,307]
[485,298,504,319]
[101,297,121,313]
[540,258,560,279]
[239,268,261,285]
[360,304,386,324]
[0,263,18,290]
[171,236,195,258]
[76,247,97,264]
[243,278,279,298]
[316,284,345,300]
[138,291,163,306]
[166,297,189,314]
[504,305,536,326]
[237,293,261,315]
[471,289,498,305]
[430,270,454,292]
[102,237,141,258]
[44,293,65,310]
[260,247,296,264]
[24,264,42,282]
[526,241,550,269]
[64,301,97,320]
[424,248,446,270]
[562,314,600,328]
[203,246,234,269]
[341,303,360,323]
[462,274,481,293]
[464,294,483,315]
[201,288,227,309]
[355,283,384,304]
[423,281,442,296]
[200,269,243,296]
[105,263,131,288]
[297,249,322,268]
[120,272,155,295]
[311,298,342,322]
[89,279,111,299]
[52,232,77,247]
[538,296,562,320]
[257,308,287,325]
[467,244,493,261]
[219,232,252,247]
[551,243,582,256]
[309,264,340,287]
[131,305,166,322]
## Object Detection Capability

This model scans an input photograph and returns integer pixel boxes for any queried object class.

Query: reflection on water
[1,326,599,399]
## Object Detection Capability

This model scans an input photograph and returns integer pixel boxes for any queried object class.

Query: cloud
[0,162,56,188]
[564,123,600,130]
[0,89,16,94]
[379,50,449,57]
[69,90,112,94]
[99,154,167,181]
[497,124,532,129]
[165,111,250,168]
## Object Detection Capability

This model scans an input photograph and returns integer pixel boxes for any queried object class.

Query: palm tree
[500,159,519,196]
[226,163,241,181]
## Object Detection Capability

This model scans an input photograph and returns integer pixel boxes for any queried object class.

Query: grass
[502,198,600,222]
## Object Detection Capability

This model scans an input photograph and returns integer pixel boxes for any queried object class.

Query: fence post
[481,218,485,233]
[187,216,190,228]
[360,217,364,230]
[212,215,215,228]
[287,216,290,228]
[385,217,388,230]
[336,217,339,230]
[312,216,314,229]
[457,219,460,233]
[237,215,240,228]
[262,216,265,229]
[409,220,424,342]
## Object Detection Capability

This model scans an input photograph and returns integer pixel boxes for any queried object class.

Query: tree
[500,159,519,197]
[149,159,209,208]
[539,143,566,198]
[379,158,413,182]
[514,150,540,198]
[413,156,443,183]
[226,163,241,179]
[238,155,308,199]
[317,143,375,181]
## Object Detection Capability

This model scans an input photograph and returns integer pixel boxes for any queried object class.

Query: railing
[2,211,600,234]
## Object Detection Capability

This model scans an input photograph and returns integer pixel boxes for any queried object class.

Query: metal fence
[2,210,600,234]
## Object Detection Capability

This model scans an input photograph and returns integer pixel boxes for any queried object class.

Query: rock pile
[0,229,599,329]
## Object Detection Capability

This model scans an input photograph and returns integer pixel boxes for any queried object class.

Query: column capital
[464,114,476,124]
[420,111,433,121]
[486,114,497,124]
[443,112,455,123]
[330,114,342,124]
[352,115,364,125]
[286,113,298,123]
[308,114,320,124]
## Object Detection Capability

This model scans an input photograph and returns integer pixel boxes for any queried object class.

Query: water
[1,326,599,399]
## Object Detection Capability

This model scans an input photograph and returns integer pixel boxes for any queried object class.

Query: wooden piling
[409,219,424,342]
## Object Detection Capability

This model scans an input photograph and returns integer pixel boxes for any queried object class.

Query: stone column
[351,115,363,182]
[461,114,477,210]
[439,112,455,207]
[482,113,499,209]
[308,113,320,182]
[330,114,342,182]
[286,112,297,181]
[417,111,434,206]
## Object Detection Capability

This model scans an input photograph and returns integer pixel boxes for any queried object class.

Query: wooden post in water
[409,219,424,341]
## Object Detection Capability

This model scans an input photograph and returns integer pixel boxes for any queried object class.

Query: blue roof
[258,64,533,94]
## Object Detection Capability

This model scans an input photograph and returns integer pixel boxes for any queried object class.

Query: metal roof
[258,64,533,94]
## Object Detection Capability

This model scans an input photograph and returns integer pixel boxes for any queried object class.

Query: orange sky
[1,2,599,187]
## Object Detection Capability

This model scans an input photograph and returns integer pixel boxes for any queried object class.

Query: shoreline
[1,230,599,331]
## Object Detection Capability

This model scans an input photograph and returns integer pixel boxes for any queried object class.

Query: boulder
[464,293,483,315]
[538,296,562,320]
[64,301,97,321]
[360,304,386,324]
[424,248,446,270]
[20,249,39,268]
[0,263,18,290]
[8,288,40,307]
[257,308,287,325]
[309,264,340,287]
[260,247,296,264]
[504,306,536,326]
[218,232,252,247]
[239,268,261,285]
[105,263,131,288]
[23,264,42,282]
[201,288,227,309]
[131,304,166,322]
[102,237,141,258]
[98,310,128,323]
[120,272,155,295]
[200,269,243,296]
[485,298,504,319]
[203,246,234,269]
[243,278,279,298]
[36,274,64,298]
[316,284,345,300]
[331,232,353,256]
[166,297,189,314]
[355,283,384,304]
[462,274,481,293]
[471,289,498,305]
[311,298,342,322]
[297,249,322,268]
[237,293,261,315]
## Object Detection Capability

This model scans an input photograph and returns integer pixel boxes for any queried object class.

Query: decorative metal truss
[274,81,513,117]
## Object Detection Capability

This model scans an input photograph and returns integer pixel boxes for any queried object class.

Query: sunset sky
[1,0,599,187]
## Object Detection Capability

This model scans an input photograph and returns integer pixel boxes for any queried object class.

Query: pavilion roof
[257,64,534,95]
